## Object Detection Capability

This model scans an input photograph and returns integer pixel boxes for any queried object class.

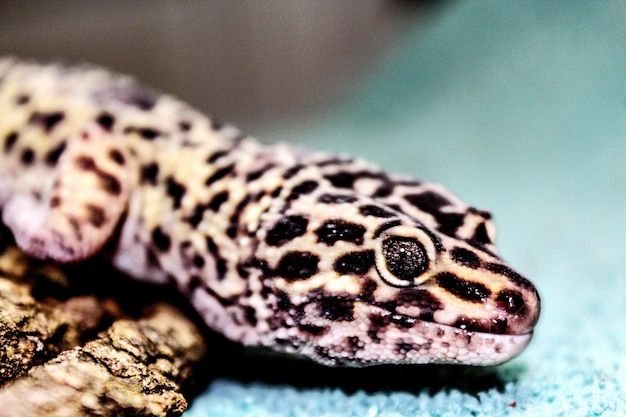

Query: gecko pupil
[382,236,428,281]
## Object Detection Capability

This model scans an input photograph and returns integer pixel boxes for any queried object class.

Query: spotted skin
[0,58,540,367]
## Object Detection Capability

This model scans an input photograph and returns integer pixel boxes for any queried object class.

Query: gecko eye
[375,226,436,288]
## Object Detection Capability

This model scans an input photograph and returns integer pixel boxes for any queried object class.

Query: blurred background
[0,0,431,131]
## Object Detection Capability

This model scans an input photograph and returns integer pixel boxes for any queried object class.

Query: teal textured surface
[186,1,626,416]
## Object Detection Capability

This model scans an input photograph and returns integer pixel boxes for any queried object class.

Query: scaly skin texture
[0,57,540,367]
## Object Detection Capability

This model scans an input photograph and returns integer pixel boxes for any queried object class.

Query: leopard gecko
[0,57,540,366]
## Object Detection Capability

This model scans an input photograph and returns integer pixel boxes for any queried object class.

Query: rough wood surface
[0,228,208,416]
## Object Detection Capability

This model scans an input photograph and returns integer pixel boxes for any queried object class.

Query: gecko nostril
[496,289,526,315]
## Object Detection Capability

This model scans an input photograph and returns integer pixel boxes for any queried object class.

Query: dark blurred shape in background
[0,0,441,130]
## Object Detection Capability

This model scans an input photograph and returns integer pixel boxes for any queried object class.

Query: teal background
[186,1,626,416]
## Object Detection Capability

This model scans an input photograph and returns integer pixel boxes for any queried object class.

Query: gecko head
[253,195,540,367]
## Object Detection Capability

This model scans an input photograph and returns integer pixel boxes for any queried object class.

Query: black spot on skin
[437,213,466,237]
[244,306,258,326]
[204,237,228,280]
[226,194,253,238]
[468,207,492,220]
[318,193,358,204]
[405,192,465,237]
[50,196,61,208]
[4,132,18,153]
[345,336,364,354]
[359,205,396,218]
[396,339,414,353]
[275,251,319,281]
[44,141,67,166]
[270,187,283,198]
[298,324,329,336]
[326,170,390,189]
[205,236,219,258]
[193,255,205,268]
[324,172,357,188]
[275,290,292,310]
[485,263,535,291]
[108,149,125,165]
[165,176,186,209]
[99,172,122,195]
[333,250,375,275]
[382,236,429,282]
[436,272,491,302]
[246,163,275,182]
[372,182,394,198]
[205,163,235,186]
[236,263,250,278]
[359,278,378,303]
[282,164,305,180]
[373,220,402,238]
[15,94,30,105]
[496,289,526,315]
[140,162,159,185]
[20,148,35,165]
[368,313,392,343]
[127,127,161,140]
[29,111,64,132]
[186,275,202,293]
[208,191,229,212]
[472,222,492,244]
[75,156,123,195]
[266,215,309,247]
[216,258,227,280]
[315,220,366,246]
[286,180,318,201]
[187,203,208,227]
[179,120,192,131]
[317,298,355,321]
[450,247,481,269]
[397,288,443,321]
[151,227,171,252]
[405,191,450,214]
[96,112,115,131]
[86,204,106,228]
[206,150,229,164]
[454,316,507,334]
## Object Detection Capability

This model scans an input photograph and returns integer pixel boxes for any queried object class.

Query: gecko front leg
[1,122,134,262]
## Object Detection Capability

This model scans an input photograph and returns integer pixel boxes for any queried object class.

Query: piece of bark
[0,228,208,416]
[0,304,205,417]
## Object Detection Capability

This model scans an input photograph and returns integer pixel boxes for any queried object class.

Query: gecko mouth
[360,302,535,365]
[295,296,534,366]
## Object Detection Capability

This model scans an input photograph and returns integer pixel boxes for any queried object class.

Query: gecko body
[0,58,539,366]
